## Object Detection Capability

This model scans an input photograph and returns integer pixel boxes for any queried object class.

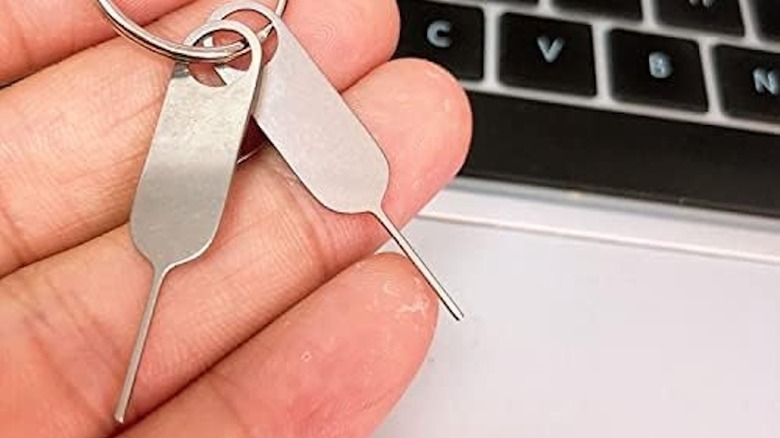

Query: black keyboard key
[609,30,708,112]
[754,0,780,41]
[715,46,780,123]
[464,92,780,217]
[499,14,596,96]
[554,0,642,20]
[656,0,744,35]
[396,0,484,80]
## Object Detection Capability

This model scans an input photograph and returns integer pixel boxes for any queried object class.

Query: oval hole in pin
[188,29,256,87]
[219,9,279,65]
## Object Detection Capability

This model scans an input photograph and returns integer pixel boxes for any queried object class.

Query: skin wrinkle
[201,375,258,438]
[0,0,35,84]
[289,360,365,437]
[4,294,105,438]
[163,172,335,344]
[0,105,112,272]
[0,186,28,270]
[259,156,336,284]
[55,68,162,163]
[233,170,331,291]
[8,266,124,420]
[0,0,200,84]
[0,98,41,270]
[0,231,144,420]
[0,58,160,274]
[204,359,286,438]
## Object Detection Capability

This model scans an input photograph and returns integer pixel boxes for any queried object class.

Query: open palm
[0,0,470,436]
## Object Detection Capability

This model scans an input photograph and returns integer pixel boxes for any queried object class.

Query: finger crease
[0,0,37,82]
[13,266,124,424]
[2,273,108,434]
[0,178,34,273]
[203,371,260,438]
[264,158,335,286]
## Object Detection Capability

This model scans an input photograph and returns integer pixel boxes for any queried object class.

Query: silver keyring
[94,0,286,63]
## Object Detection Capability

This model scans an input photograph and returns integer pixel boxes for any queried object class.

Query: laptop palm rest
[377,215,780,438]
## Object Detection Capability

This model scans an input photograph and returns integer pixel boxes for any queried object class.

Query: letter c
[427,20,453,49]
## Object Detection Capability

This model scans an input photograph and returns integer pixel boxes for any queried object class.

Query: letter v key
[537,36,566,63]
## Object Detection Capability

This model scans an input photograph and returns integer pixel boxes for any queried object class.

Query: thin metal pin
[374,210,465,321]
[112,20,265,424]
[114,269,169,424]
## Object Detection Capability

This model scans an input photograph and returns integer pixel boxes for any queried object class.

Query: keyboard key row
[524,0,745,36]
[395,1,780,123]
[464,0,777,41]
[656,0,744,36]
[555,0,643,20]
[465,92,780,216]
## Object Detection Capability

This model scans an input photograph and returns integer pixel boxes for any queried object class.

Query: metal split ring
[94,0,287,64]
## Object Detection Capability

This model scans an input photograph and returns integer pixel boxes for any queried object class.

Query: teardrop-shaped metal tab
[116,19,265,424]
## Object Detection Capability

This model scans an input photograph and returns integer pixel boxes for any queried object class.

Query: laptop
[376,1,780,437]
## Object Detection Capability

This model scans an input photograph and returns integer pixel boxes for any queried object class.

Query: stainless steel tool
[115,20,265,424]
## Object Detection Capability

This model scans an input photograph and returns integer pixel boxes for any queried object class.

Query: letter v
[537,36,566,63]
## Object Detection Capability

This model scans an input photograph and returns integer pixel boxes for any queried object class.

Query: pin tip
[114,408,127,425]
[444,303,465,321]
[451,309,465,322]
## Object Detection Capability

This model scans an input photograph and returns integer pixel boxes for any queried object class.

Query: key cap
[609,29,708,112]
[656,0,744,36]
[465,92,780,216]
[114,20,264,424]
[754,0,780,41]
[714,45,780,123]
[499,14,596,96]
[554,0,643,20]
[212,3,464,320]
[396,0,485,80]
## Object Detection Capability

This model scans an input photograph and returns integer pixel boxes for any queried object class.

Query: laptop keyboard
[395,0,780,217]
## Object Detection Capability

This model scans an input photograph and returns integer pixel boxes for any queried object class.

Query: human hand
[0,0,471,436]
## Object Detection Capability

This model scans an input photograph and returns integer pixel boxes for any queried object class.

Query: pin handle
[373,210,465,321]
